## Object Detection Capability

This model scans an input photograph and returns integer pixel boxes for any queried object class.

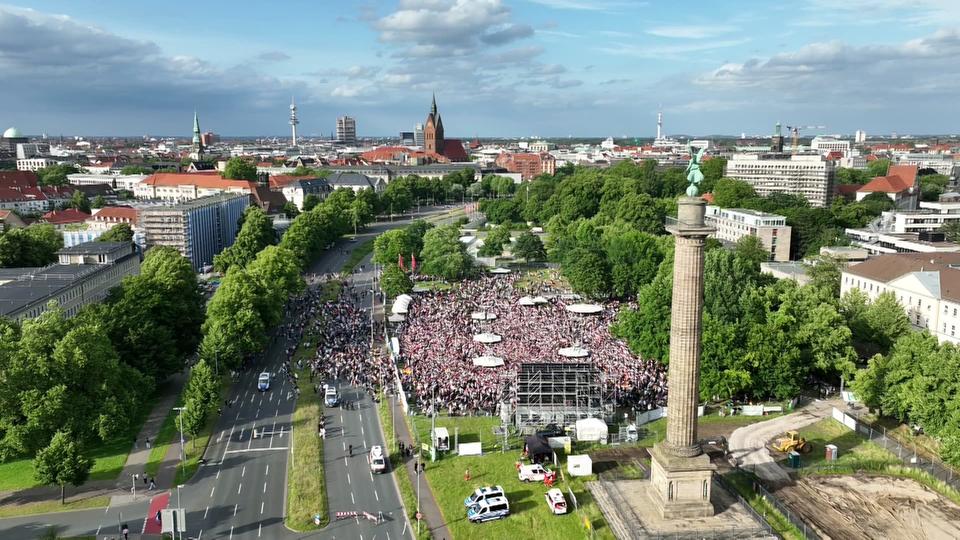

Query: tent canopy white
[518,296,536,306]
[558,346,590,358]
[490,267,512,274]
[566,303,603,315]
[472,356,505,368]
[473,333,502,344]
[567,454,593,476]
[532,296,549,304]
[470,311,497,321]
[574,418,608,442]
[392,294,414,315]
[387,314,406,323]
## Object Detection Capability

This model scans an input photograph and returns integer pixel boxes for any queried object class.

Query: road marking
[210,486,216,498]
[351,492,355,504]
[342,441,346,451]
[247,427,254,450]
[370,471,374,483]
[259,522,262,537]
[270,421,276,449]
[234,504,238,516]
[229,525,234,539]
[259,397,263,408]
[263,481,267,493]
[224,447,288,454]
[95,525,101,536]
[242,465,246,478]
[236,411,241,420]
[222,424,235,462]
[361,424,365,438]
[269,392,273,402]
[250,394,255,403]
[217,431,224,443]
[261,501,265,514]
[340,413,343,423]
[238,483,243,495]
[239,427,245,441]
[104,506,110,514]
[374,489,380,502]
[198,529,203,540]
[347,472,351,485]
[203,505,209,519]
[216,469,221,480]
[265,464,270,476]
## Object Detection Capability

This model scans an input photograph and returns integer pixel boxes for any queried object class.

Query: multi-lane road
[0,208,457,539]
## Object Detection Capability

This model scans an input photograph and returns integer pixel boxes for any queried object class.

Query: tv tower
[289,97,299,147]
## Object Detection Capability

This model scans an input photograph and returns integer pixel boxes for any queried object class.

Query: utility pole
[173,407,186,481]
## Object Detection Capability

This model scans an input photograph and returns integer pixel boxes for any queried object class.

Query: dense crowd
[396,274,667,415]
[280,274,392,398]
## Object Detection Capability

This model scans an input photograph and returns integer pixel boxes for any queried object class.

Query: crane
[785,125,826,153]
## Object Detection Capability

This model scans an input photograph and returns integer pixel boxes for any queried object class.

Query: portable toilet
[432,427,450,451]
[788,450,801,468]
[825,444,838,461]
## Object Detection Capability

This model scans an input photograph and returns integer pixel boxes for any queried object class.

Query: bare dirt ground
[776,474,960,540]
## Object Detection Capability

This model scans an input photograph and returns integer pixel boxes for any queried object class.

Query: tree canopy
[222,158,258,181]
[0,224,64,268]
[97,223,134,243]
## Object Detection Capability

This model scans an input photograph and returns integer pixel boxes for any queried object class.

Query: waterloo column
[647,195,716,519]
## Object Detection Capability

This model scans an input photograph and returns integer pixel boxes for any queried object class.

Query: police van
[467,496,510,523]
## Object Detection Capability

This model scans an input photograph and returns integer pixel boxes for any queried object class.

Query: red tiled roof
[42,208,90,224]
[0,185,45,203]
[835,184,862,197]
[441,139,469,162]
[269,175,316,189]
[858,164,918,194]
[40,185,76,199]
[0,170,39,188]
[91,206,138,223]
[141,173,256,190]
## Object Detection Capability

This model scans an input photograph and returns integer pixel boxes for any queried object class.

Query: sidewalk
[390,393,452,540]
[0,371,189,508]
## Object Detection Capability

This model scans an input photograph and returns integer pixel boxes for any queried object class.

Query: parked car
[257,372,270,391]
[544,488,567,515]
[467,496,510,523]
[464,485,505,508]
[518,463,549,482]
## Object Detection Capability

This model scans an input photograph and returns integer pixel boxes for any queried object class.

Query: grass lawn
[285,359,328,531]
[0,385,164,492]
[375,396,429,540]
[0,496,110,519]
[341,239,374,274]
[405,414,614,540]
[794,419,898,470]
[144,403,181,479]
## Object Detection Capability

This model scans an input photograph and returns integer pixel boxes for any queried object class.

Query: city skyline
[2,1,959,137]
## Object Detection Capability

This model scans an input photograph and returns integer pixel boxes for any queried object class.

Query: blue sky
[2,1,959,137]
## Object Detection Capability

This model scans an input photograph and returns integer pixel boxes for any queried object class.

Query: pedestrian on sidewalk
[149,478,156,490]
[145,437,151,449]
[143,475,148,487]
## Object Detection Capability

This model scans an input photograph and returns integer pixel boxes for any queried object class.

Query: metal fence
[837,407,960,491]
[740,475,820,540]
[712,473,781,540]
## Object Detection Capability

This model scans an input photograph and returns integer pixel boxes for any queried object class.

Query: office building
[845,229,960,255]
[841,252,960,344]
[705,206,792,262]
[414,123,424,147]
[494,152,557,181]
[868,200,960,234]
[855,130,867,144]
[140,193,249,271]
[400,131,415,146]
[0,242,140,321]
[725,153,836,207]
[17,157,58,171]
[896,154,958,176]
[810,136,851,155]
[16,142,50,160]
[336,116,357,145]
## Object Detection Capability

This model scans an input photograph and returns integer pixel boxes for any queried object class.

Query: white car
[464,485,505,508]
[518,463,549,482]
[257,372,270,391]
[544,488,567,515]
[368,445,386,473]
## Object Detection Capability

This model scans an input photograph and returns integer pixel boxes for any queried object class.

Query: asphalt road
[0,206,459,539]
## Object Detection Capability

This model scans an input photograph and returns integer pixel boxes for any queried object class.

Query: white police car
[257,372,270,391]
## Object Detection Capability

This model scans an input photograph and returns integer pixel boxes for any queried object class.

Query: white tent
[473,333,502,344]
[574,418,608,443]
[387,314,406,323]
[518,296,536,306]
[472,356,505,368]
[392,294,414,315]
[558,346,590,358]
[567,454,593,477]
[532,296,549,304]
[470,311,497,321]
[566,303,603,315]
[490,267,512,274]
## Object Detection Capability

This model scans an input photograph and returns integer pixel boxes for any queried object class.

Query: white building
[705,206,792,261]
[845,228,960,255]
[810,136,851,155]
[725,153,836,207]
[336,116,357,145]
[870,201,960,234]
[17,157,57,171]
[16,142,50,159]
[855,130,867,144]
[68,173,149,191]
[528,140,556,152]
[841,252,960,344]
[896,154,957,176]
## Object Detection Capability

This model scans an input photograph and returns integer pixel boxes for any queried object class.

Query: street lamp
[176,484,184,540]
[131,473,138,500]
[173,407,186,481]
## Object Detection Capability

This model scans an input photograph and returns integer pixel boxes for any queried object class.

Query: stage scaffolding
[512,362,602,429]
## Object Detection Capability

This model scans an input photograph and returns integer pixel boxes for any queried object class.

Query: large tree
[711,178,757,208]
[33,431,92,503]
[97,223,134,243]
[0,224,64,268]
[213,207,275,273]
[373,229,416,266]
[419,224,473,280]
[222,158,258,181]
[201,268,267,369]
[513,232,546,262]
[380,264,413,297]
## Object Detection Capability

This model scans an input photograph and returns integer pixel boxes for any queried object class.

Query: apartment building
[705,206,792,261]
[725,153,836,207]
[336,116,357,145]
[140,193,249,271]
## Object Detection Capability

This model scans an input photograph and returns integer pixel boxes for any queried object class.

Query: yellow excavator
[772,430,811,453]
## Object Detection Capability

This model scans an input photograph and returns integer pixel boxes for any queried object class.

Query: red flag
[398,252,405,271]
[411,253,417,273]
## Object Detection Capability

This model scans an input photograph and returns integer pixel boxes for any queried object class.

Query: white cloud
[382,73,412,84]
[598,38,751,58]
[646,25,737,39]
[524,0,640,11]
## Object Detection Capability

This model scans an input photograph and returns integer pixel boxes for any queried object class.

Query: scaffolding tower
[513,362,602,429]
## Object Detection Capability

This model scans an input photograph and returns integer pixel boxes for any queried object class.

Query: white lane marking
[269,392,274,402]
[340,413,343,423]
[238,427,245,442]
[198,529,203,540]
[347,472,351,485]
[234,504,238,516]
[238,482,243,495]
[274,408,279,418]
[369,471,374,483]
[351,492,355,504]
[387,532,391,540]
[217,430,224,443]
[265,464,270,476]
[216,469,221,480]
[203,505,209,519]
[259,398,263,408]
[221,424,235,462]
[342,441,346,451]
[247,427,254,450]
[95,525,101,536]
[361,424,365,438]
[250,394,255,403]
[279,425,285,438]
[261,501,265,514]
[259,522,263,537]
[229,525,234,539]
[263,481,267,493]
[242,465,246,478]
[235,411,241,420]
[374,489,380,502]
[104,506,110,514]
[210,486,216,498]
[224,447,288,454]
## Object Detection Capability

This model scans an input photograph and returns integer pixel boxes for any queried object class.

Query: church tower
[424,93,445,155]
[192,111,204,159]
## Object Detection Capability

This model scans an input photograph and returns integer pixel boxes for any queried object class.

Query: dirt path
[777,474,960,540]
[727,399,838,485]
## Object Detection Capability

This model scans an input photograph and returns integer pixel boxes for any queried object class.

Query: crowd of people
[396,274,667,415]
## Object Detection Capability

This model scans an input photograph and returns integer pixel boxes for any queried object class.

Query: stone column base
[648,443,717,519]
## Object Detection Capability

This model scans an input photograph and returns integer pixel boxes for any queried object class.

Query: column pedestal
[648,443,716,519]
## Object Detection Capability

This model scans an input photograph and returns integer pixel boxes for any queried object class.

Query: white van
[518,463,549,482]
[324,387,339,407]
[368,445,386,473]
[467,496,510,523]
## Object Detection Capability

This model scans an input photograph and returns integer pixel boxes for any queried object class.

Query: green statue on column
[685,144,707,197]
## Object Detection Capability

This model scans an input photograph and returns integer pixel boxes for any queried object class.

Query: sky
[2,0,960,138]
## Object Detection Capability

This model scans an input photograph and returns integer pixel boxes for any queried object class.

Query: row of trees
[0,223,63,267]
[0,246,207,498]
